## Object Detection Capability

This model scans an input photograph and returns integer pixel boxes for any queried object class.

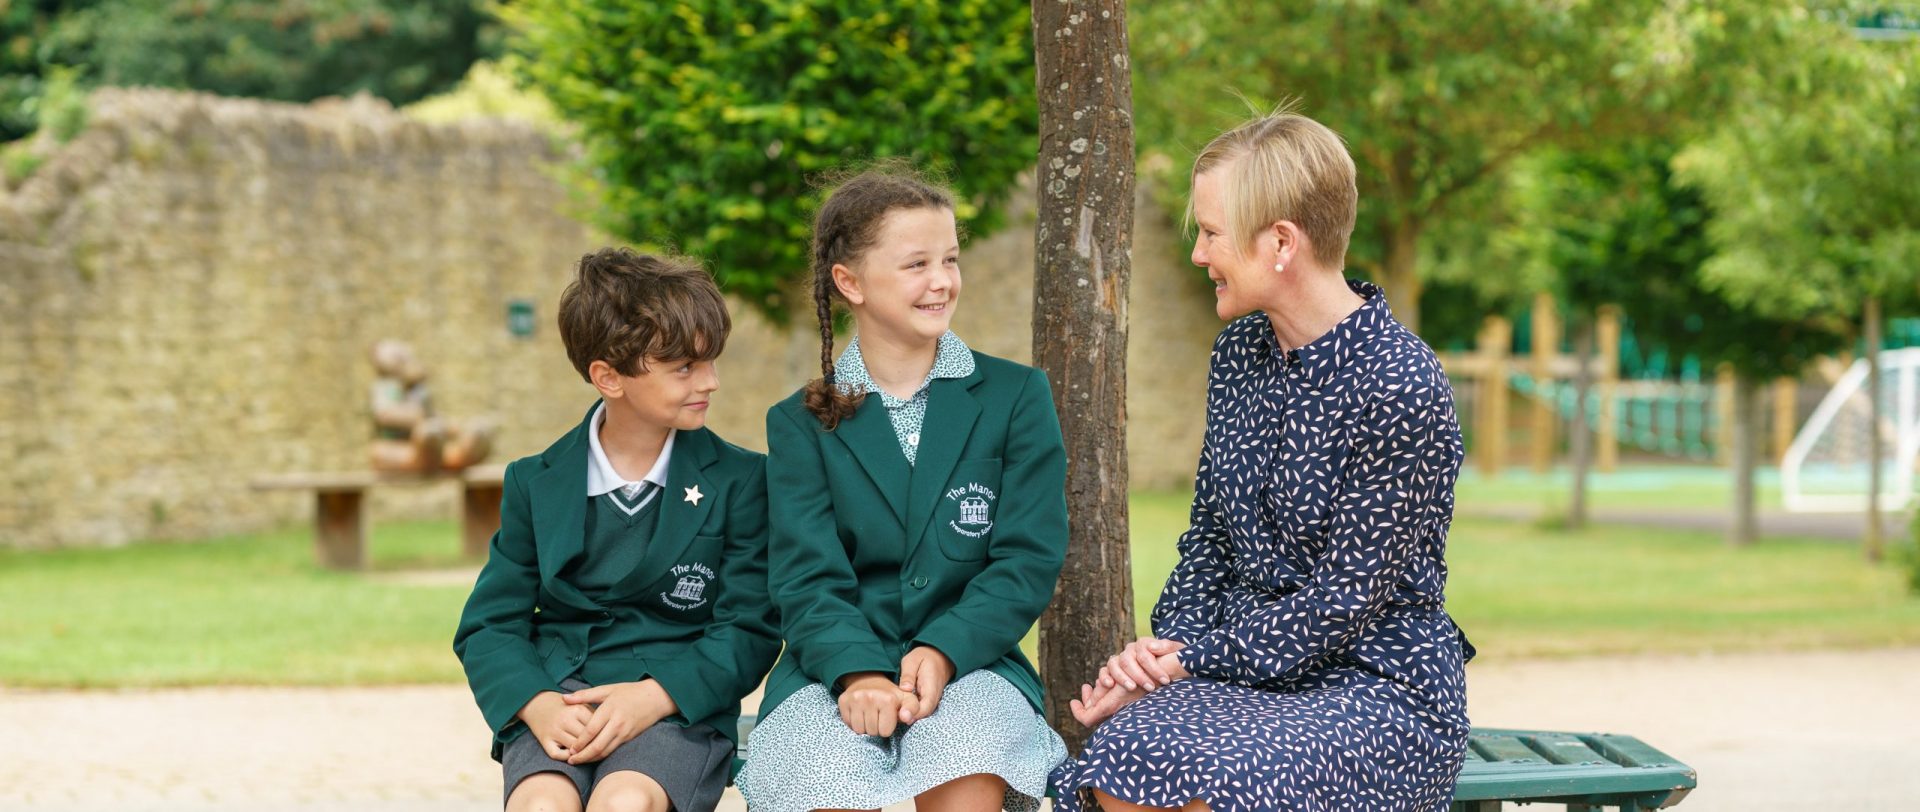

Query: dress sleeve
[1174,386,1457,688]
[1148,439,1235,644]
[912,367,1070,676]
[765,405,900,689]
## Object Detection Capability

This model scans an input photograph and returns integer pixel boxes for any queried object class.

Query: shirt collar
[833,331,975,406]
[585,401,675,497]
[1265,278,1393,390]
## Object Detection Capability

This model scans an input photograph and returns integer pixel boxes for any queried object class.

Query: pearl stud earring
[1273,262,1285,273]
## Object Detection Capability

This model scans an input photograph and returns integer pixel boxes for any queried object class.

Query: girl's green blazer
[453,404,779,758]
[760,351,1069,721]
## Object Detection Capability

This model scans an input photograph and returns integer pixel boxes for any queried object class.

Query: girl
[736,168,1068,812]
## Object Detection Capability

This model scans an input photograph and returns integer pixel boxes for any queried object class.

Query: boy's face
[595,357,718,431]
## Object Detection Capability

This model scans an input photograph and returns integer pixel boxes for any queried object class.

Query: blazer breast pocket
[649,534,723,620]
[934,458,1003,561]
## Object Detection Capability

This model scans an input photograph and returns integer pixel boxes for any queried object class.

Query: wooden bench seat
[725,718,1694,810]
[250,465,506,569]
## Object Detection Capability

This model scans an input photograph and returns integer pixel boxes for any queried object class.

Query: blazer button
[910,576,929,589]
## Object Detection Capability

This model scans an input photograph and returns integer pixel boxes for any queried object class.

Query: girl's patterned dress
[1051,281,1474,812]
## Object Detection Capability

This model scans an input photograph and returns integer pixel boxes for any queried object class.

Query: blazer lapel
[904,371,983,556]
[530,406,597,609]
[606,428,715,602]
[833,399,910,526]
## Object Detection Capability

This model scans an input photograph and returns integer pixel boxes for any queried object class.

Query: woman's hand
[897,645,956,723]
[1070,679,1146,727]
[1098,637,1187,692]
[837,672,915,736]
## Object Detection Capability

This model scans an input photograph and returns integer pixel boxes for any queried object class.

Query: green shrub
[2,140,43,187]
[507,0,1038,319]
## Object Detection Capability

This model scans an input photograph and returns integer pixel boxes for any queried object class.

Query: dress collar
[833,331,975,406]
[1262,278,1393,390]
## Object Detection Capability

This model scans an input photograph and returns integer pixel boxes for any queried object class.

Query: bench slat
[1470,733,1549,765]
[1523,732,1612,766]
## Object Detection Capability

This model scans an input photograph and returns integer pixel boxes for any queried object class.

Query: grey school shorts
[502,679,734,811]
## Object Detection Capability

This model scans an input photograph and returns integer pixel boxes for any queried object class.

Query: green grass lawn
[1126,491,1920,659]
[1451,463,1786,514]
[0,522,476,687]
[2,492,1916,688]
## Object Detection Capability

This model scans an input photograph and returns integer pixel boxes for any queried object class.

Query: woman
[1048,112,1474,811]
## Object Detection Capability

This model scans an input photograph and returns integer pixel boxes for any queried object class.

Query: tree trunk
[1031,0,1136,756]
[1569,314,1593,530]
[1865,295,1885,562]
[1730,374,1759,547]
[1381,219,1424,333]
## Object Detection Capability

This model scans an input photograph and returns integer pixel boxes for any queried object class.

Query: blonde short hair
[1188,112,1358,268]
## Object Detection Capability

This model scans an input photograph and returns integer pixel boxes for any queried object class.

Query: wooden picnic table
[250,465,506,569]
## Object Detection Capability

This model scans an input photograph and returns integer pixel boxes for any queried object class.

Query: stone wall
[0,89,1217,549]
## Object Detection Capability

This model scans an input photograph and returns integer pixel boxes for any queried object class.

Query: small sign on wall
[507,299,536,339]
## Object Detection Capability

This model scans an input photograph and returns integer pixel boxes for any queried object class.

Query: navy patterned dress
[1050,280,1473,811]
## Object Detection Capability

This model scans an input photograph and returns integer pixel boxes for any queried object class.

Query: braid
[800,164,953,429]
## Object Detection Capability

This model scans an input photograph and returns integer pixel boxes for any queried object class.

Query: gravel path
[4,648,1916,811]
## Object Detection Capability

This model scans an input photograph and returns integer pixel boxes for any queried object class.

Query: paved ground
[4,648,1916,811]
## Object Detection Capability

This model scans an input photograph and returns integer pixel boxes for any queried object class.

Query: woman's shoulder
[1350,326,1456,415]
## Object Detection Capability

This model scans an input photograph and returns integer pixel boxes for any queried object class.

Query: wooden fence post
[1716,363,1737,467]
[1596,305,1621,472]
[1530,292,1559,474]
[1477,316,1513,478]
[1772,377,1798,464]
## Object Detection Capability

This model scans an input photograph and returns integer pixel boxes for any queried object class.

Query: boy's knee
[507,772,584,812]
[587,771,669,812]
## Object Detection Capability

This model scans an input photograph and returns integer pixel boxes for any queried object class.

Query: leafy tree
[1676,27,1920,559]
[1511,143,1846,539]
[506,0,1038,318]
[2,0,498,142]
[1128,0,1796,331]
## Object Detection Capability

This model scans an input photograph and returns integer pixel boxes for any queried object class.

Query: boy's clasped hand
[836,644,956,736]
[517,678,679,765]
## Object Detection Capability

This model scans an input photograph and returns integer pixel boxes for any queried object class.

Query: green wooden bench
[1452,728,1695,810]
[728,719,1695,810]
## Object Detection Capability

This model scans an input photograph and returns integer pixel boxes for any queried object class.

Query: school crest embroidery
[660,562,715,610]
[945,482,997,538]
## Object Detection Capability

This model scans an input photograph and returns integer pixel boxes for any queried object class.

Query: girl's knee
[507,772,584,812]
[585,770,669,812]
[916,772,1008,811]
[1089,789,1212,812]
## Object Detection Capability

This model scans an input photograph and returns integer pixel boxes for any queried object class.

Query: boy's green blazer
[760,351,1068,721]
[453,403,778,758]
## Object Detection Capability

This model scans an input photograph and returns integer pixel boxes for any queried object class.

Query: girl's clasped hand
[835,645,957,736]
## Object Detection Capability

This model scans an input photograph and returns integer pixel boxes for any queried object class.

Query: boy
[454,248,778,812]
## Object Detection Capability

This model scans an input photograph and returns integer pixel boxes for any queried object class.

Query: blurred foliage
[506,0,1038,320]
[1676,26,1920,323]
[1495,143,1847,379]
[403,59,561,128]
[1,0,500,142]
[1128,0,1821,330]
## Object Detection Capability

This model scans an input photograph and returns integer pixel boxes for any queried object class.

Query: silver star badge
[683,485,704,506]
